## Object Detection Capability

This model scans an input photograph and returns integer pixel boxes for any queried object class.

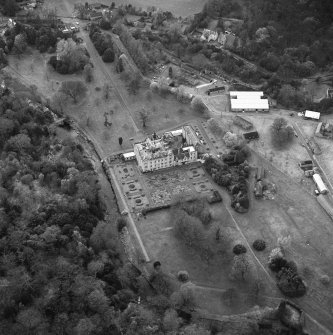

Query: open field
[246,114,309,180]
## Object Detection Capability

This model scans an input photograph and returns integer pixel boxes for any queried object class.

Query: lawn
[245,114,309,180]
[136,202,276,292]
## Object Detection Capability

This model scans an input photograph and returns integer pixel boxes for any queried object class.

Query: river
[109,0,204,17]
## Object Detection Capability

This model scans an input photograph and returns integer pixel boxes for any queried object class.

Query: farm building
[243,131,259,140]
[207,86,225,95]
[299,160,313,171]
[229,91,269,112]
[313,173,328,194]
[304,110,320,120]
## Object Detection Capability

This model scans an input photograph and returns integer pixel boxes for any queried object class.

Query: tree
[250,279,265,304]
[41,225,61,244]
[16,307,44,331]
[87,289,110,314]
[75,318,96,335]
[145,90,152,102]
[59,81,87,103]
[0,48,7,66]
[56,38,89,74]
[116,56,124,73]
[100,19,111,30]
[87,259,104,277]
[207,118,223,136]
[4,0,19,16]
[128,75,141,95]
[150,81,159,93]
[168,66,173,78]
[51,92,68,113]
[6,134,32,153]
[271,117,294,147]
[83,64,93,83]
[173,209,205,248]
[138,109,149,128]
[118,137,123,146]
[176,85,191,103]
[14,33,27,54]
[191,96,207,114]
[90,221,119,253]
[102,48,114,63]
[230,254,250,281]
[163,309,180,332]
[223,132,241,147]
[102,83,110,100]
[222,287,238,306]
[182,324,210,335]
[167,23,181,43]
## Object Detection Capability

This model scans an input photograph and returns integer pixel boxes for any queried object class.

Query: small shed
[243,131,259,140]
[207,86,225,95]
[122,152,136,161]
[89,11,103,21]
[304,110,320,121]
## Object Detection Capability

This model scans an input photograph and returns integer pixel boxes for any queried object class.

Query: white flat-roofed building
[122,152,136,161]
[304,110,320,120]
[229,91,269,112]
[313,173,328,194]
[170,129,183,137]
[134,126,199,172]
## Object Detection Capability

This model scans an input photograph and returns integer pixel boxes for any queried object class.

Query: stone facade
[134,126,199,172]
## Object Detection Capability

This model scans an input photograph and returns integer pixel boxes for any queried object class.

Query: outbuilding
[304,110,320,121]
[122,152,136,161]
[243,131,259,140]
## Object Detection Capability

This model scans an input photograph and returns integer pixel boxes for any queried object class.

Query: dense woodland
[190,0,333,110]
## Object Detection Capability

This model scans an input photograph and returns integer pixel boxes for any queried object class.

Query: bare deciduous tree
[102,83,110,101]
[51,92,69,113]
[138,109,149,128]
[222,287,238,306]
[59,81,87,103]
[230,254,250,281]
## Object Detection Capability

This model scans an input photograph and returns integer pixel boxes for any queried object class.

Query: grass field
[246,114,309,180]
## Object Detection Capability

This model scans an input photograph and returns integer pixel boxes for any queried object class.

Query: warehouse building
[229,91,269,112]
[304,110,320,121]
